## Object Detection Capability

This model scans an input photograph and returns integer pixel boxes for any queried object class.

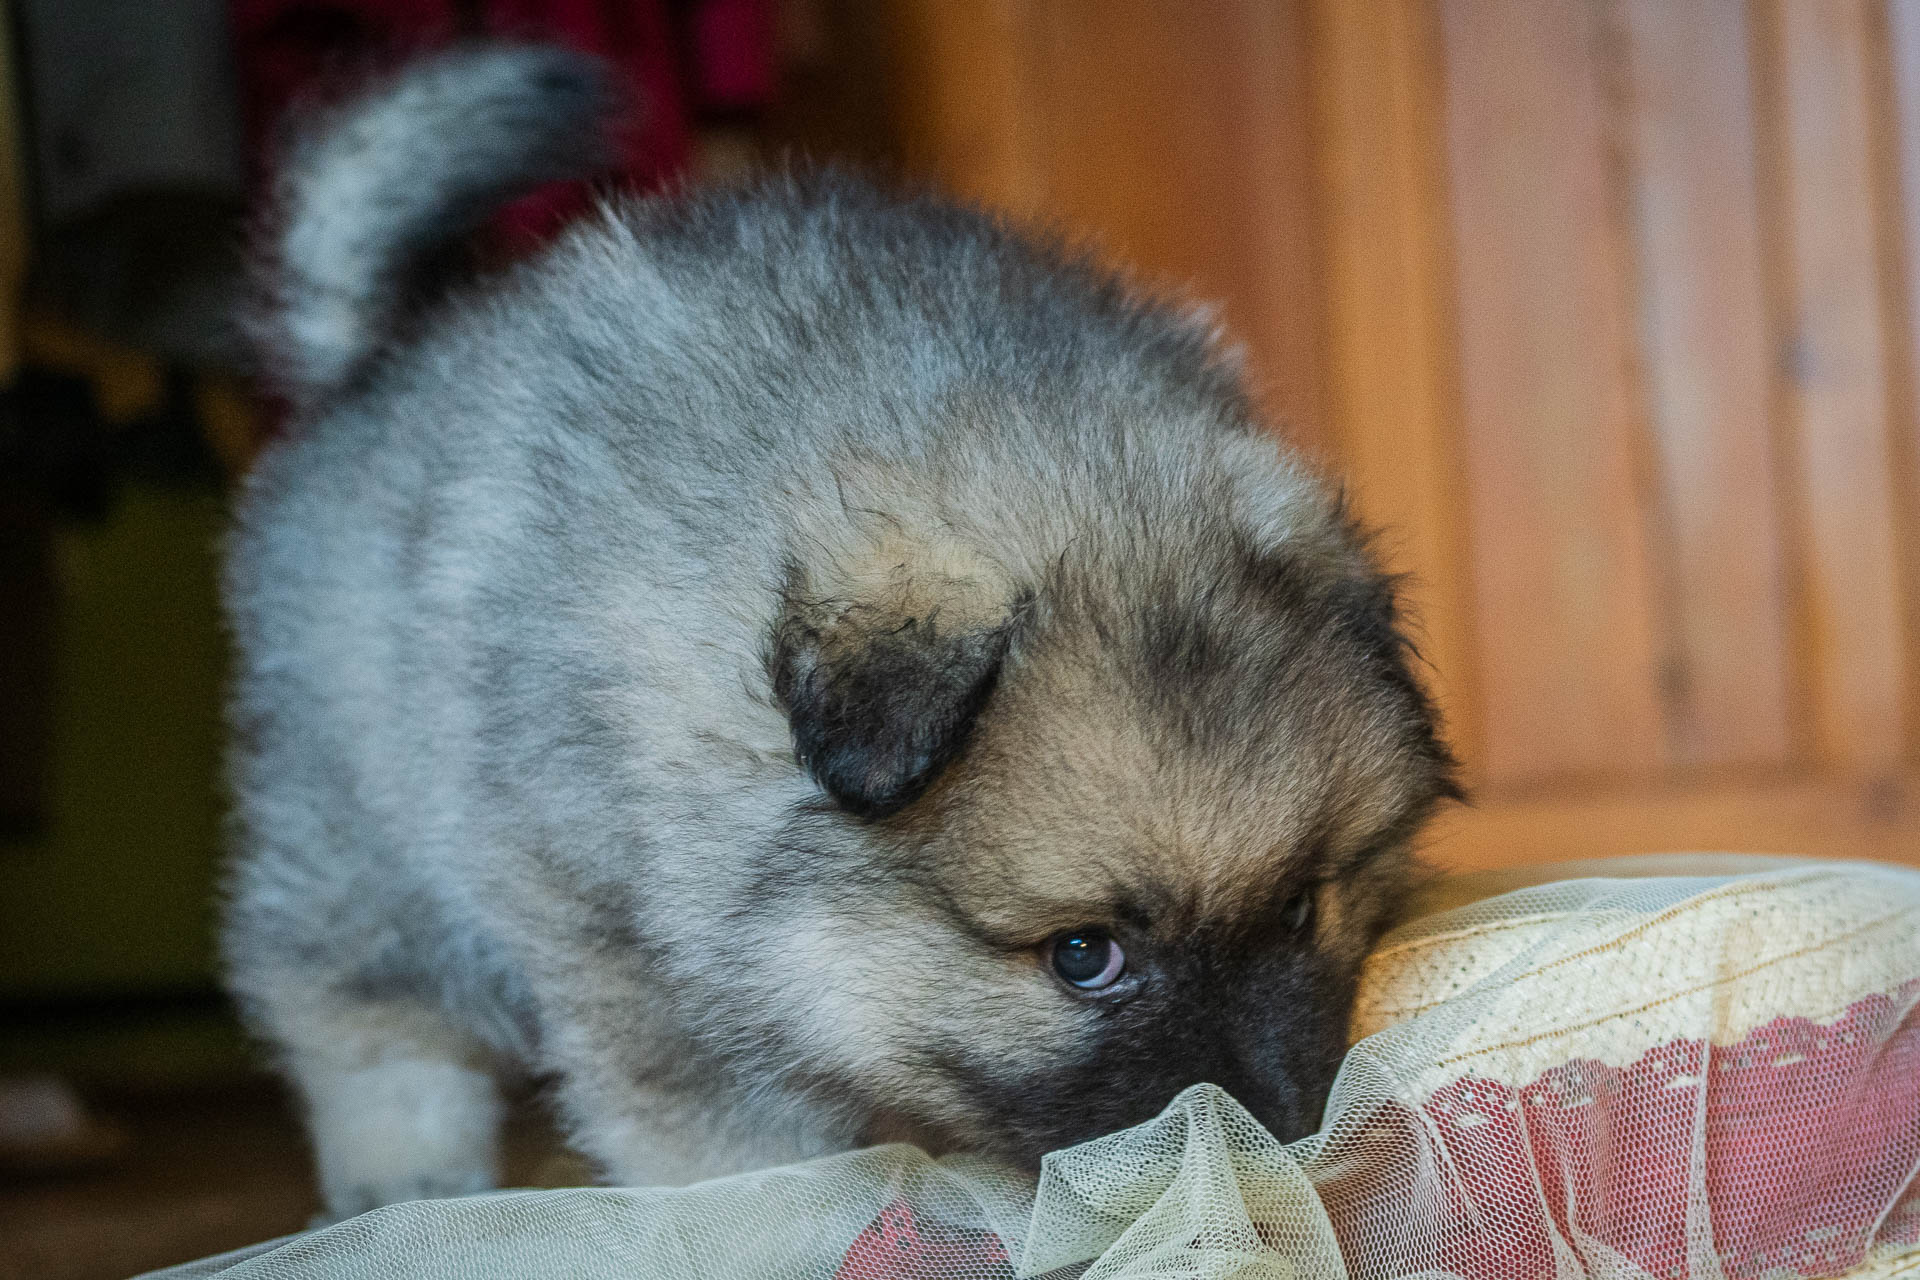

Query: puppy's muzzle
[1212,1002,1350,1144]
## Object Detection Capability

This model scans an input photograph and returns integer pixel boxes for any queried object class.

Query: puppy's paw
[311,1166,498,1225]
[301,1051,505,1221]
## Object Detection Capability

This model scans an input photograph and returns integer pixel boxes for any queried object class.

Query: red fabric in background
[227,0,777,246]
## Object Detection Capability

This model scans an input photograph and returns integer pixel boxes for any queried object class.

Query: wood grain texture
[1009,0,1330,451]
[1309,0,1483,781]
[1438,0,1667,788]
[780,0,1920,865]
[1427,771,1920,869]
[1754,0,1909,771]
[868,0,1039,213]
[1881,0,1920,766]
[865,1,1331,452]
[1611,0,1794,769]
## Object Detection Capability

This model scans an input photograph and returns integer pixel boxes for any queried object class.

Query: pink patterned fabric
[833,865,1920,1280]
[836,1201,1012,1280]
[1324,982,1920,1280]
[834,984,1920,1280]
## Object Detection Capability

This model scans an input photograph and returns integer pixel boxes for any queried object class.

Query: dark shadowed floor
[0,1072,584,1280]
[0,1080,314,1280]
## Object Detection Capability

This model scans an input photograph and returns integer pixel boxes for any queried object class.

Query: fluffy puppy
[221,45,1456,1217]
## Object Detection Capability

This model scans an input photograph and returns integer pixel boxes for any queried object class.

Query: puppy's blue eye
[1051,930,1125,990]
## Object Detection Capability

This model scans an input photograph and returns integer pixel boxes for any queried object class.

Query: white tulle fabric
[144,859,1920,1280]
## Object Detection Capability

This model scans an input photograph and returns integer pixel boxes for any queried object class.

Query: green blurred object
[0,483,228,1000]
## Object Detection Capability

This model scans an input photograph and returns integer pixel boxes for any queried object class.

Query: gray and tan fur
[222,45,1456,1217]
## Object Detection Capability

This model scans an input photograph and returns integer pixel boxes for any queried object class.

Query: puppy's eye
[1050,930,1126,990]
[1284,891,1314,933]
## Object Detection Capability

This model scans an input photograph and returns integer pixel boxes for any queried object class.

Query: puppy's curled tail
[251,45,616,410]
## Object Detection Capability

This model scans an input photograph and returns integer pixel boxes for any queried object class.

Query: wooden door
[1319,0,1920,868]
[781,0,1920,870]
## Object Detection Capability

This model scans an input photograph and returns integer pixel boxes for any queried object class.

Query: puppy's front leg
[276,994,505,1220]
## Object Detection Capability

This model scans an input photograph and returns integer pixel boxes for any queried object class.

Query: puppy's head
[761,438,1456,1165]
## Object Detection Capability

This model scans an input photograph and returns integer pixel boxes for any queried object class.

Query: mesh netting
[143,860,1920,1280]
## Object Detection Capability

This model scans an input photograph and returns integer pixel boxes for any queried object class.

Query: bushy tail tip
[249,44,618,409]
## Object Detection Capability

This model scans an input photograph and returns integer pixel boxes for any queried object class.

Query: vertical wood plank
[862,2,1332,453]
[1309,0,1484,780]
[1881,0,1920,763]
[1612,0,1795,769]
[1439,0,1667,788]
[1014,0,1331,451]
[1754,0,1908,770]
[871,0,1043,215]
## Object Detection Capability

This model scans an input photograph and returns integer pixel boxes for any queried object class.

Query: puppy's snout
[1218,1005,1350,1143]
[1221,1055,1338,1144]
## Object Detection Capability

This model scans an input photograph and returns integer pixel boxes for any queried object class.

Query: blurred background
[5,1,1920,1275]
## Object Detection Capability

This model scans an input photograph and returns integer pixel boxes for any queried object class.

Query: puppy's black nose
[1211,1061,1323,1143]
[1219,1006,1349,1143]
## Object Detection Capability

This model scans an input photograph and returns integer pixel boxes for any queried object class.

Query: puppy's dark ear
[774,592,1015,820]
